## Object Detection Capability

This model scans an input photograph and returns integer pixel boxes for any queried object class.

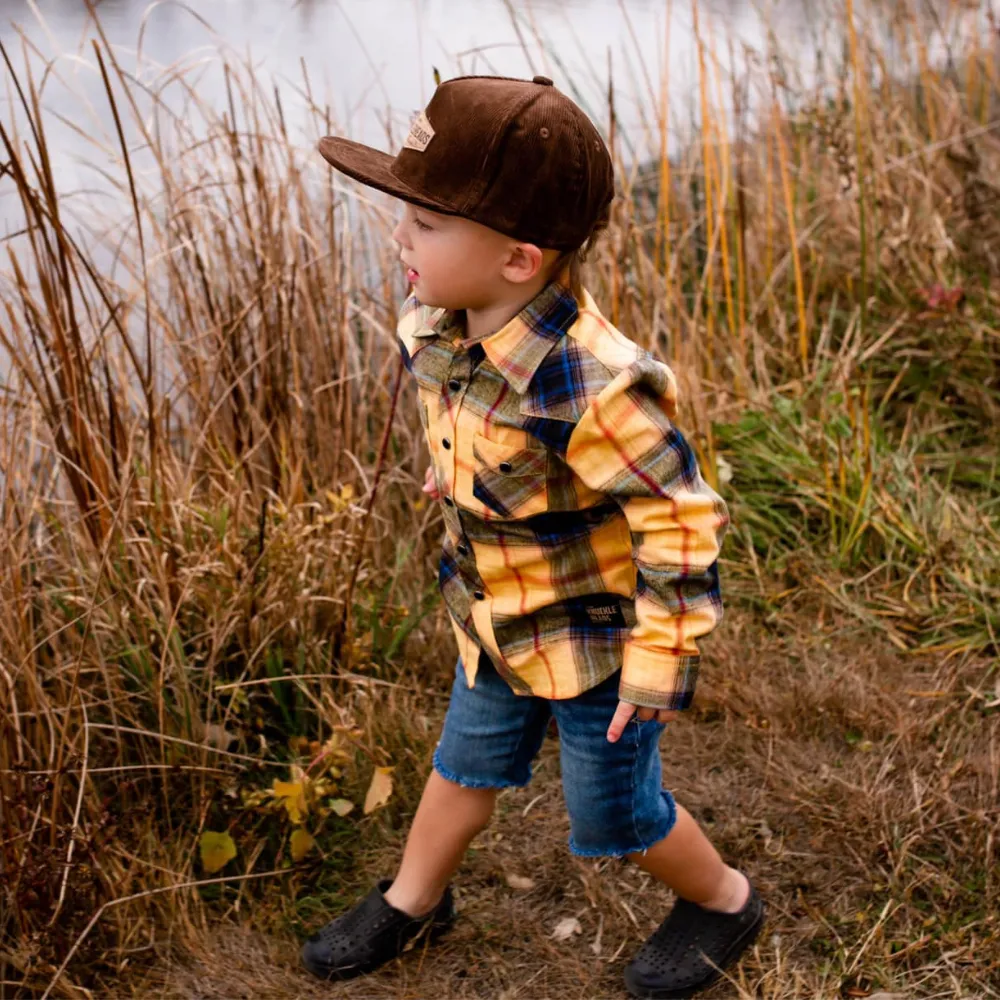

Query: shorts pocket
[472,433,549,518]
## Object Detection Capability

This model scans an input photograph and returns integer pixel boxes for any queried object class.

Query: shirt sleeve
[564,358,729,710]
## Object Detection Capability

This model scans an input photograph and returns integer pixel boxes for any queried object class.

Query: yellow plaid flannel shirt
[398,278,729,709]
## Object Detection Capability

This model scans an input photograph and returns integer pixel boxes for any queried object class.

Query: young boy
[308,74,765,999]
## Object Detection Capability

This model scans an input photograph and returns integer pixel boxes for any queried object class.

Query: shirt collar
[411,277,579,395]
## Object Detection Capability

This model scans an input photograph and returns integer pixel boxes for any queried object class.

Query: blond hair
[555,221,607,300]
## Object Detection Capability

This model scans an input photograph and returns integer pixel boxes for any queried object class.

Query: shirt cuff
[619,641,700,710]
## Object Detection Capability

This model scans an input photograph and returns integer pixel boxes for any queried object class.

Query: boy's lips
[406,267,420,283]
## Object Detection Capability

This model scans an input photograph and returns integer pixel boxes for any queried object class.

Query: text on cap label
[403,110,436,152]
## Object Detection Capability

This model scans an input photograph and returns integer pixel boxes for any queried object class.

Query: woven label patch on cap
[403,110,435,152]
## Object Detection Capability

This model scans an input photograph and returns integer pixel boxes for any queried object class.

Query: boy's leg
[551,674,763,998]
[384,770,496,916]
[302,651,550,981]
[384,651,550,915]
[622,808,764,999]
[626,804,749,913]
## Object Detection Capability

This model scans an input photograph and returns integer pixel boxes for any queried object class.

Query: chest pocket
[472,433,549,519]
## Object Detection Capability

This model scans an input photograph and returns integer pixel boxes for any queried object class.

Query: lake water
[0,0,783,141]
[4,0,994,233]
[0,0,828,233]
[2,0,994,233]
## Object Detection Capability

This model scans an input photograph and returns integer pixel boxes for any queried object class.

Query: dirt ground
[149,606,998,1000]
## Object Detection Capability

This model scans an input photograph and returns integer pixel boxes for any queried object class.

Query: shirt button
[499,461,513,474]
[473,590,486,601]
[448,378,462,391]
[457,543,469,556]
[444,496,455,507]
[442,438,451,449]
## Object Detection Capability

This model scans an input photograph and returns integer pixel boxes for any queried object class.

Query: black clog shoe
[301,879,455,981]
[624,878,765,999]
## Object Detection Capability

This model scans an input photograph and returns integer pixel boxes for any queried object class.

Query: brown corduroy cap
[318,75,614,251]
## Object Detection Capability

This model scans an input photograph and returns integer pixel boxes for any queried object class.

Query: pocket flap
[473,434,548,479]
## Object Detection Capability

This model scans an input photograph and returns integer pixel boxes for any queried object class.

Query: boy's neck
[462,272,557,343]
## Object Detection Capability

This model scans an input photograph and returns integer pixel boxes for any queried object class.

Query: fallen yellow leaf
[363,766,394,815]
[290,828,316,862]
[199,831,236,874]
[330,798,355,817]
[273,779,308,824]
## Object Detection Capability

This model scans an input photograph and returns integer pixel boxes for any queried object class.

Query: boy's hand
[607,700,678,742]
[422,465,441,502]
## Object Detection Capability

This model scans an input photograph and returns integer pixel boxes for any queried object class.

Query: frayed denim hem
[432,745,531,791]
[567,790,677,859]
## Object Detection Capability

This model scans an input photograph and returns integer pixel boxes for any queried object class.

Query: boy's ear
[501,242,545,285]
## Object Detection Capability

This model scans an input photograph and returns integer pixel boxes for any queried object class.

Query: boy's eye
[413,217,433,232]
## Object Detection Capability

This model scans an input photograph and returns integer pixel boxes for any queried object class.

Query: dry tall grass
[1,1,997,997]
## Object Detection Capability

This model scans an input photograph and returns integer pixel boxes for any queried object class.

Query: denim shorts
[432,651,677,857]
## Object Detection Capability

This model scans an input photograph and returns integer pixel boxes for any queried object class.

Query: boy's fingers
[606,700,636,743]
[422,467,440,498]
[608,703,681,741]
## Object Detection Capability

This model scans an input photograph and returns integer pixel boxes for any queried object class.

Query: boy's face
[392,202,550,311]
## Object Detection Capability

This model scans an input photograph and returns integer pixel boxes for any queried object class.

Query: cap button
[532,75,553,86]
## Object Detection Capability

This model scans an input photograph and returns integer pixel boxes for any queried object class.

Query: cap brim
[317,136,456,216]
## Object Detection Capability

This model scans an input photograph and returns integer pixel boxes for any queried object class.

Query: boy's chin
[413,287,455,310]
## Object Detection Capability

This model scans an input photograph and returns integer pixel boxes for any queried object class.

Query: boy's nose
[391,218,411,249]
